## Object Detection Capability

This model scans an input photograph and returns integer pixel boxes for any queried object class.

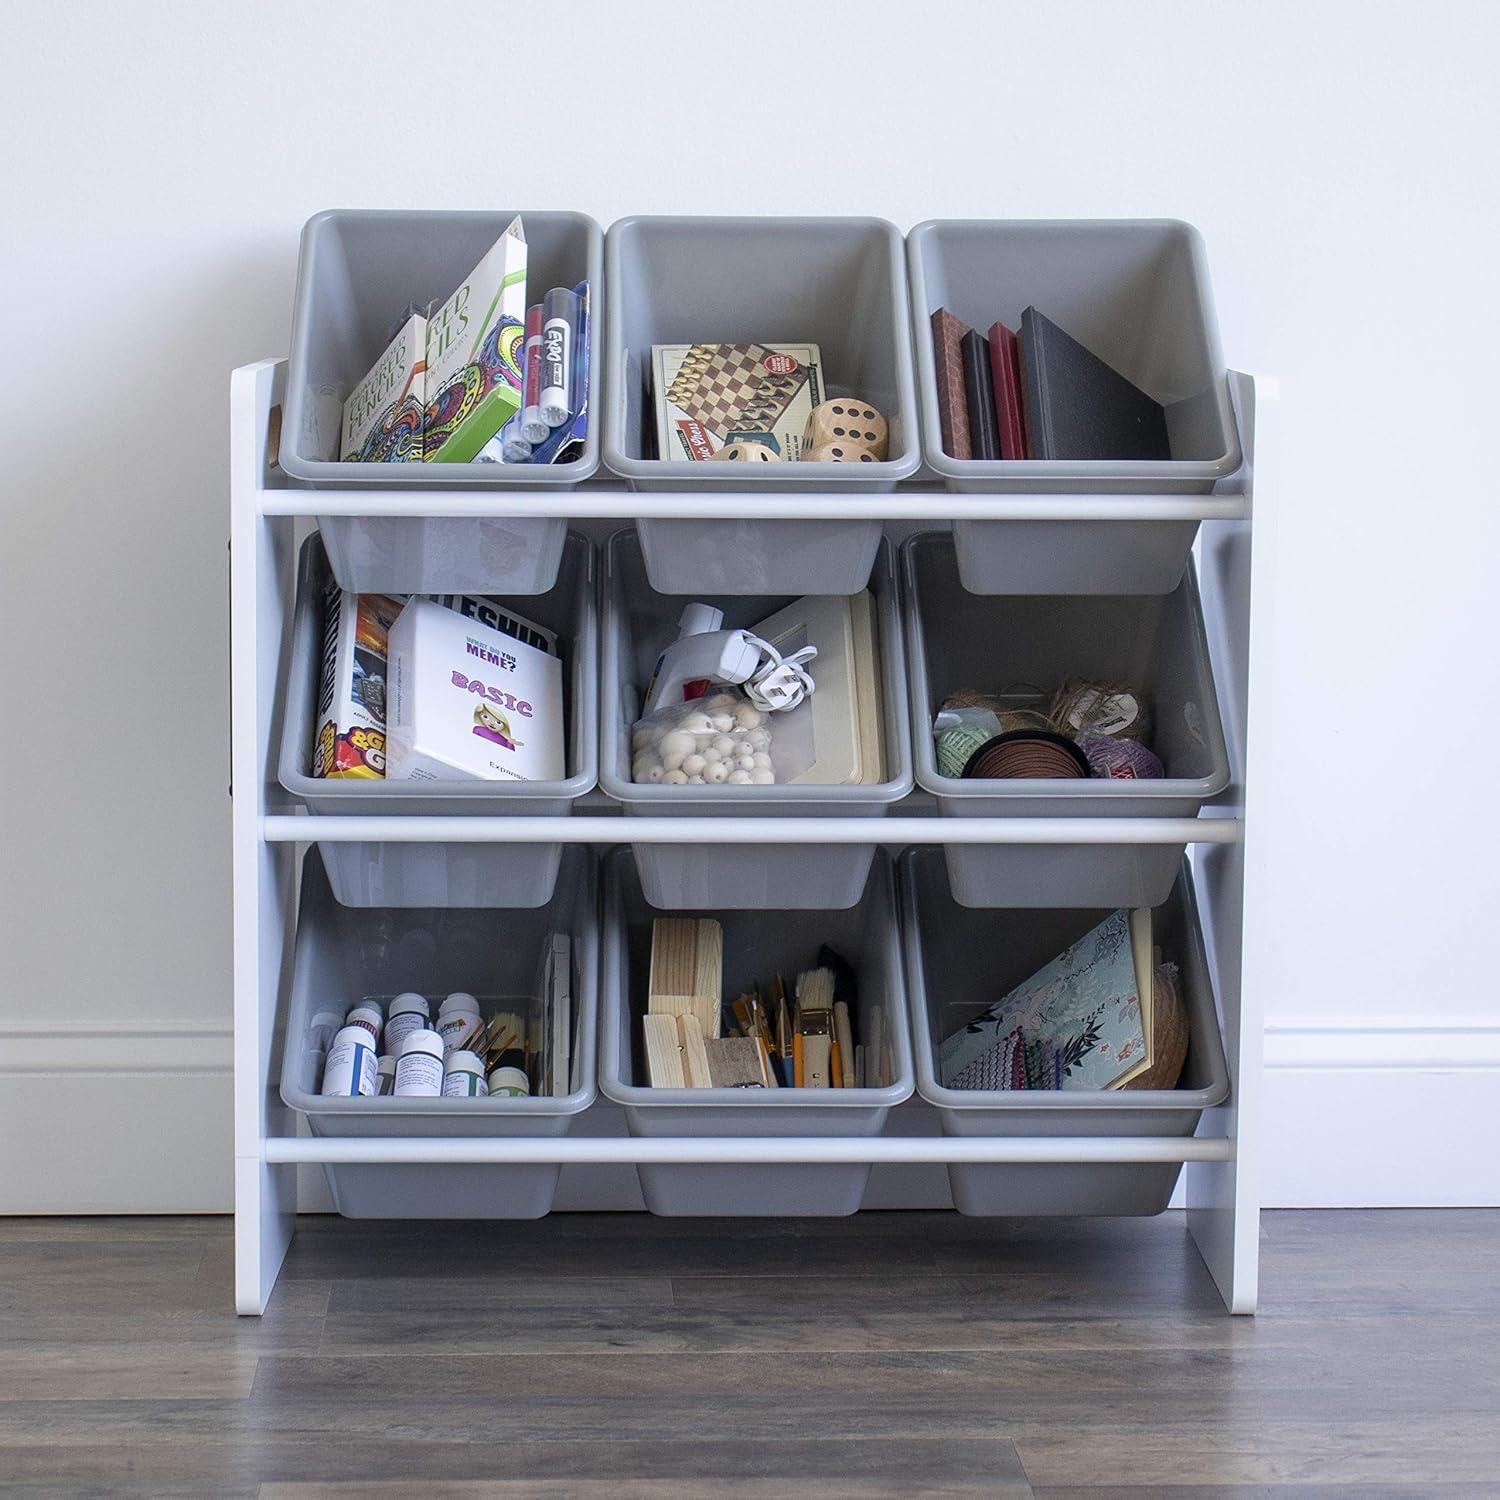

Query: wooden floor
[0,1210,1496,1496]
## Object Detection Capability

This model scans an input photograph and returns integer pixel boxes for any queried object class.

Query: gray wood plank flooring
[0,1210,1495,1495]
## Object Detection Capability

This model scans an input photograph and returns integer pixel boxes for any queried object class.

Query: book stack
[930,306,1170,463]
[937,909,1188,1092]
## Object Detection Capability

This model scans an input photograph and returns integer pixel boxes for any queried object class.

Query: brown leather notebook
[930,308,972,459]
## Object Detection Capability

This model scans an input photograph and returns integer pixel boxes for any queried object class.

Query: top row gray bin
[279,212,1237,599]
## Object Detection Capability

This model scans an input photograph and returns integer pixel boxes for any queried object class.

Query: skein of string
[1048,678,1152,743]
[942,687,1053,734]
[964,730,1091,780]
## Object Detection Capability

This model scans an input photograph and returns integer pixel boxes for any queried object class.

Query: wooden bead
[803,398,888,461]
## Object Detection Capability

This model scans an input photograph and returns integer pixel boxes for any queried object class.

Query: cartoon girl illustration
[472,702,520,751]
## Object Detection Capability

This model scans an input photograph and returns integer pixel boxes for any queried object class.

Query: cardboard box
[386,599,565,782]
[652,341,824,461]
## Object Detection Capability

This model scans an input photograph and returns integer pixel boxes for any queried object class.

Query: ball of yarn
[1075,732,1164,780]
[963,731,1091,780]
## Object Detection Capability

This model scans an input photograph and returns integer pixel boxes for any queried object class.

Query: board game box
[652,342,824,461]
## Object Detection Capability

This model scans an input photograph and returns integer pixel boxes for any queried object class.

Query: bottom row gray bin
[901,848,1229,1216]
[600,849,914,1215]
[278,847,598,1218]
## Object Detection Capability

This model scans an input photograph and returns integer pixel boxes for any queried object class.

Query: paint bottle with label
[383,993,430,1056]
[393,1029,445,1097]
[436,992,481,1055]
[486,1048,531,1098]
[442,1049,489,1098]
[376,1054,397,1097]
[345,1001,384,1045]
[321,1024,378,1098]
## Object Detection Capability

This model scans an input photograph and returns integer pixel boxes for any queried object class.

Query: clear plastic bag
[630,686,788,786]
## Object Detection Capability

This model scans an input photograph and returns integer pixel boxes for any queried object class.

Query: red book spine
[931,308,972,460]
[987,321,1030,460]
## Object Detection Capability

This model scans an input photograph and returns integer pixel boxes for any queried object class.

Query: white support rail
[264,1136,1233,1166]
[261,814,1242,845]
[260,489,1248,522]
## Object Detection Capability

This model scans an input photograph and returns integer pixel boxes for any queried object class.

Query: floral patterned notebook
[938,909,1153,1091]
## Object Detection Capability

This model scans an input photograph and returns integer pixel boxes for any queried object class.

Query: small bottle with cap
[486,1048,531,1098]
[393,1029,445,1097]
[442,1049,490,1098]
[344,1001,384,1046]
[435,992,481,1055]
[321,1025,378,1097]
[383,993,430,1056]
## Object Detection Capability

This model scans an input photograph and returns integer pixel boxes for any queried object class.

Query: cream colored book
[753,593,870,785]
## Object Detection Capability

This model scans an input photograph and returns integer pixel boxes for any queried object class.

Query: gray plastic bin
[278,846,598,1219]
[904,532,1229,909]
[604,216,921,594]
[908,219,1241,594]
[277,532,598,909]
[600,530,912,909]
[280,209,602,595]
[902,848,1229,1216]
[600,849,914,1216]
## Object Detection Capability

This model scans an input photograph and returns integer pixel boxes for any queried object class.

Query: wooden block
[803,398,888,461]
[704,1036,764,1089]
[648,918,722,1040]
[931,307,973,459]
[834,1001,856,1089]
[643,1013,685,1088]
[713,440,782,461]
[678,1015,713,1089]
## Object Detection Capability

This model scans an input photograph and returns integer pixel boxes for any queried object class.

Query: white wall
[3,0,1497,1210]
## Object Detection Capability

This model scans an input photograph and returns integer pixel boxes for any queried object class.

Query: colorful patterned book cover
[938,909,1152,1091]
[341,313,426,463]
[423,218,528,463]
[653,342,823,460]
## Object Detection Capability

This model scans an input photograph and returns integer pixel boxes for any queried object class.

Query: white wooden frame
[232,359,1270,1316]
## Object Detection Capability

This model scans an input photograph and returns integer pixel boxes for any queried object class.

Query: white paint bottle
[321,1025,378,1098]
[345,1001,384,1045]
[487,1048,531,1098]
[436,992,481,1055]
[393,1029,445,1097]
[383,992,430,1056]
[442,1049,489,1098]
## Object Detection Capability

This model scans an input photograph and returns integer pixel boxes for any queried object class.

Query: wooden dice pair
[804,398,888,463]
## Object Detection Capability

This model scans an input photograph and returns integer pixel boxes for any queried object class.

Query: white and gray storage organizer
[233,216,1271,1316]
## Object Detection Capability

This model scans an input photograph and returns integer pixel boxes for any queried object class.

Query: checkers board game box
[652,342,824,460]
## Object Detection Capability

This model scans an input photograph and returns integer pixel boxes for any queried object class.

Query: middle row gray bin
[904,532,1230,909]
[902,848,1230,1216]
[600,529,913,909]
[277,532,598,908]
[600,849,915,1215]
[278,846,599,1219]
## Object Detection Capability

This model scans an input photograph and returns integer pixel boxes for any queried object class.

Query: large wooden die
[803,397,888,461]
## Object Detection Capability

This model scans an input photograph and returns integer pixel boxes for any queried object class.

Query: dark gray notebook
[1019,308,1170,461]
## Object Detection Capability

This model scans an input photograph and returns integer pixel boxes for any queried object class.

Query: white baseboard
[1261,1019,1500,1207]
[2,1020,1496,1213]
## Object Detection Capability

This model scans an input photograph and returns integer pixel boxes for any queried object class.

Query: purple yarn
[1076,732,1164,780]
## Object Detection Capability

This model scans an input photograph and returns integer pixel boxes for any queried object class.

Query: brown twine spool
[942,687,1054,734]
[1121,963,1190,1091]
[1048,677,1152,743]
[963,730,1091,780]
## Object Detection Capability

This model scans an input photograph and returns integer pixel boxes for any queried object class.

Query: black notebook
[1019,308,1171,461]
[960,329,1000,460]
